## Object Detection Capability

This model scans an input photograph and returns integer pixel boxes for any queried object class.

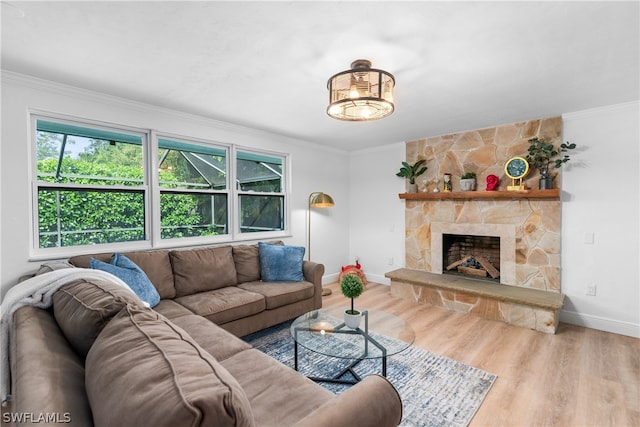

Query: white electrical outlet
[387,257,394,265]
[586,284,597,296]
[583,232,595,244]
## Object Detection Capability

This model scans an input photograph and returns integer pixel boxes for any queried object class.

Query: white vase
[460,178,476,191]
[344,310,362,329]
[408,183,418,193]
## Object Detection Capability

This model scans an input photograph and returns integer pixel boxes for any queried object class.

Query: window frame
[29,113,291,259]
[232,146,290,238]
[30,114,152,258]
[151,132,232,246]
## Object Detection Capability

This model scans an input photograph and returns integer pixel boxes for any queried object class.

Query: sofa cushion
[69,250,177,299]
[221,348,333,426]
[237,281,314,309]
[258,242,305,282]
[233,244,261,283]
[170,314,252,361]
[52,278,142,358]
[11,306,94,427]
[85,306,255,427]
[152,299,194,319]
[175,287,265,325]
[34,261,75,275]
[170,246,238,296]
[90,254,160,307]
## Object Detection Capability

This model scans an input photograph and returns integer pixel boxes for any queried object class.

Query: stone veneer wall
[405,116,563,292]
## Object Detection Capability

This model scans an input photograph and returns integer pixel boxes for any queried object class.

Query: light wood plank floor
[321,282,640,427]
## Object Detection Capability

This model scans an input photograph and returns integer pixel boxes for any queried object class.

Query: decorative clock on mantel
[504,156,529,191]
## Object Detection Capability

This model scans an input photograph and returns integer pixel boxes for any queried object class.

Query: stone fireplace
[386,116,565,333]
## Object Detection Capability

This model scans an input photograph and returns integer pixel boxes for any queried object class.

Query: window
[34,119,147,249]
[236,151,285,233]
[31,115,289,254]
[157,138,229,239]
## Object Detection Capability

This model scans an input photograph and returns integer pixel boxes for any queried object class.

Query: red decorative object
[339,261,367,285]
[486,174,499,191]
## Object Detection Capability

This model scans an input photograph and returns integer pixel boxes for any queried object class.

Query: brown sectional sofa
[67,243,323,337]
[7,243,403,426]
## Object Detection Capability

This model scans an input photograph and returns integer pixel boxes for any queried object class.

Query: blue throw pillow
[258,242,305,282]
[90,253,161,307]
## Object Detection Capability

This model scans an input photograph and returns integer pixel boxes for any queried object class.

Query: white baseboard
[363,273,390,286]
[322,272,390,286]
[560,310,640,338]
[322,272,339,285]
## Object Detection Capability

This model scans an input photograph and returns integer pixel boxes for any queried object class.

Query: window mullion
[230,145,238,239]
[149,130,161,246]
[37,182,146,192]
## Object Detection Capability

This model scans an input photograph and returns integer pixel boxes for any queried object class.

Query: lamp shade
[309,192,335,208]
[327,59,395,121]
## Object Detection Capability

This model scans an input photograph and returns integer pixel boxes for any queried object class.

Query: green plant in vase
[460,171,477,191]
[340,274,364,329]
[526,137,577,189]
[396,159,427,193]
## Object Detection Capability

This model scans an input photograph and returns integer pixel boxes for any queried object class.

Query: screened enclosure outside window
[32,116,290,253]
[236,151,285,233]
[158,138,229,239]
[35,119,147,248]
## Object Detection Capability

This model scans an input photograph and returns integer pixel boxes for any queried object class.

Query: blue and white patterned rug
[244,321,496,427]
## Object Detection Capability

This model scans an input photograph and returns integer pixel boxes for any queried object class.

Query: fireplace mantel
[398,188,560,200]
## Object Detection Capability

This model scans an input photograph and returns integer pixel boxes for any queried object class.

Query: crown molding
[1,70,348,155]
[562,100,639,120]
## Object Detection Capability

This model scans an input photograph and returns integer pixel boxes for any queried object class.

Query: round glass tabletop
[290,307,415,360]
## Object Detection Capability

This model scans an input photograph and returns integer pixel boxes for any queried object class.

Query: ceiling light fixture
[327,59,395,121]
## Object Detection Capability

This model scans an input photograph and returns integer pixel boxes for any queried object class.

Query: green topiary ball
[340,274,364,299]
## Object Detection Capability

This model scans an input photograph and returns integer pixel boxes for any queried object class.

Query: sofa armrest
[292,375,402,427]
[302,260,324,309]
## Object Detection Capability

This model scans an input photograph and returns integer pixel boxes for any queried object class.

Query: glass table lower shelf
[290,308,415,384]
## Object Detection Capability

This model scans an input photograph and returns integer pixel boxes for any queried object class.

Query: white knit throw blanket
[0,268,138,404]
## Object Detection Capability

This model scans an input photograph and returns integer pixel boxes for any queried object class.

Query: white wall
[349,102,639,338]
[560,102,640,337]
[348,143,406,284]
[0,72,349,296]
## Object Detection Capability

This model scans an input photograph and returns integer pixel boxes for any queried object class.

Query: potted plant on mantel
[396,159,427,193]
[460,172,477,191]
[525,137,577,189]
[340,274,364,329]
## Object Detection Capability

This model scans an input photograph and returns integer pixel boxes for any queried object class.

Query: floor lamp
[308,192,334,296]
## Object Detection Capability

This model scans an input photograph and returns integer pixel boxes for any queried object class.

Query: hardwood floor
[322,282,640,427]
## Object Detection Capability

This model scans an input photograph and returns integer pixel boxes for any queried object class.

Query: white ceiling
[2,1,638,151]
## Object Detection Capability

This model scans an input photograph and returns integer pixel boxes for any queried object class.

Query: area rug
[244,321,496,427]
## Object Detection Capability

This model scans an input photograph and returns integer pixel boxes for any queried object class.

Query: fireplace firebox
[442,234,501,283]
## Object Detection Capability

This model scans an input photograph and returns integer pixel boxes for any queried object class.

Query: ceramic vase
[460,178,476,191]
[343,311,361,329]
[539,177,553,189]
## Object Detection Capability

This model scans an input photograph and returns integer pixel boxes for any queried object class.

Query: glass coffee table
[290,307,415,385]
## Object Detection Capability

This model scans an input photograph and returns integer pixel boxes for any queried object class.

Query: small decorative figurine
[486,174,499,191]
[443,174,452,192]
